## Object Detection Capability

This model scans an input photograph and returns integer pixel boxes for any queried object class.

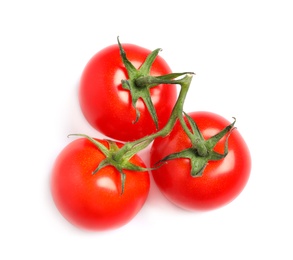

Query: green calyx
[68,134,155,194]
[158,114,236,177]
[118,37,190,129]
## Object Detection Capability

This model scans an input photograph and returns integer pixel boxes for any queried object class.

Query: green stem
[113,73,193,161]
[178,116,195,144]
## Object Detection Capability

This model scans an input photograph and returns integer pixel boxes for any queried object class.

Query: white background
[1,0,292,259]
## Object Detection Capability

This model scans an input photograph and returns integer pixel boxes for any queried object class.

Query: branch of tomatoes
[51,38,251,231]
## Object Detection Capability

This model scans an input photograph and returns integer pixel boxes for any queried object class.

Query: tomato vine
[52,37,251,231]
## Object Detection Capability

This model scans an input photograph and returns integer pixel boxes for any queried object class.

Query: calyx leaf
[118,38,163,128]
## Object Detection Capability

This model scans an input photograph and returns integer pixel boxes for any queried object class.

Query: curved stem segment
[113,73,194,161]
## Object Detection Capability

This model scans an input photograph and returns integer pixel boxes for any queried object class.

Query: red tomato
[51,138,150,231]
[79,43,177,142]
[150,111,251,211]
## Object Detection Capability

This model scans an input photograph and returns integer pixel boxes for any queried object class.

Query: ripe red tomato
[51,138,150,231]
[150,111,251,211]
[79,43,177,142]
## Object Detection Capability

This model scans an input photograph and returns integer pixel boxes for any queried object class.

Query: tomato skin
[79,43,177,142]
[51,138,150,231]
[150,111,251,211]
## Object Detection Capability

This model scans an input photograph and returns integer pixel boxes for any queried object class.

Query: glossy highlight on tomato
[51,138,150,231]
[79,43,177,142]
[150,111,251,211]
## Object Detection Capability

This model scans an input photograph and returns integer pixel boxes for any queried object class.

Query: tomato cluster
[51,38,251,231]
